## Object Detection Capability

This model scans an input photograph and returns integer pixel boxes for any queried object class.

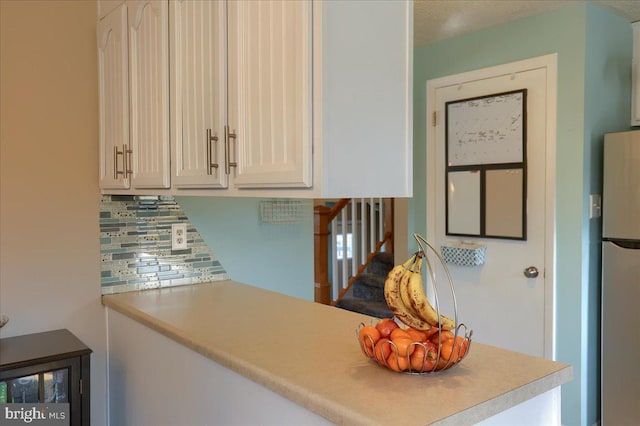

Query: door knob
[523,266,539,278]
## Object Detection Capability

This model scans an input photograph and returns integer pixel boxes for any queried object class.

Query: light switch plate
[171,223,188,250]
[589,194,602,219]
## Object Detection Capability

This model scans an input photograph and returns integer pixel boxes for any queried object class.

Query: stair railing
[314,198,393,305]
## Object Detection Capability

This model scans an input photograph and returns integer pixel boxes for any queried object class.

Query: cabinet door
[98,4,130,189]
[128,0,170,188]
[0,359,82,426]
[171,0,228,188]
[632,22,640,126]
[227,0,312,188]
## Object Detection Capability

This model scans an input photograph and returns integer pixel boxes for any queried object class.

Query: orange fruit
[441,337,467,362]
[434,356,452,371]
[386,352,409,372]
[440,330,455,342]
[392,337,416,357]
[359,326,380,357]
[423,326,439,340]
[390,328,411,341]
[375,318,399,338]
[405,328,427,342]
[374,339,393,364]
[409,344,427,372]
[430,330,454,345]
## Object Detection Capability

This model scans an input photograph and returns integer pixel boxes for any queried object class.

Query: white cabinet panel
[171,0,228,188]
[632,22,640,126]
[317,0,413,198]
[227,0,312,188]
[128,0,170,188]
[97,4,130,190]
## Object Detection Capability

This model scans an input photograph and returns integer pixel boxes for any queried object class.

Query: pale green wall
[583,6,632,423]
[413,4,632,425]
[176,197,315,301]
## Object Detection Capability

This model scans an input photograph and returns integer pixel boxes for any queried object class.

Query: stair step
[352,273,386,302]
[366,251,394,277]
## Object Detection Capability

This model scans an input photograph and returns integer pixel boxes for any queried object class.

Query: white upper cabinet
[172,0,310,190]
[98,0,170,191]
[170,0,227,188]
[99,0,413,198]
[128,0,170,188]
[227,0,312,189]
[97,3,130,190]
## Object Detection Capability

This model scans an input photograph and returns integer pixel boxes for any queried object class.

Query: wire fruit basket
[356,234,473,374]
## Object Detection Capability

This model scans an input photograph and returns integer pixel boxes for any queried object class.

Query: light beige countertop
[102,280,572,426]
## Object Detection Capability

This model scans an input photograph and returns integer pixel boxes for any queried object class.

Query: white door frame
[425,54,557,360]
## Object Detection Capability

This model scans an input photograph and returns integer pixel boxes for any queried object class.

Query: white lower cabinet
[99,0,413,198]
[107,308,333,426]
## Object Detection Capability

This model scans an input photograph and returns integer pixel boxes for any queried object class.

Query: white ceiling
[414,0,640,47]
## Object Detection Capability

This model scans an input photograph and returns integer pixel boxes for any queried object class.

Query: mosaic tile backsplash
[100,195,228,294]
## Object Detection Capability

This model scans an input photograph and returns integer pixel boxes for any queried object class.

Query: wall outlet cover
[171,223,188,250]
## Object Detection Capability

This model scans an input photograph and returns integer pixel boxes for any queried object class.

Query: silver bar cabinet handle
[114,145,124,179]
[225,125,237,175]
[124,144,133,177]
[207,128,219,175]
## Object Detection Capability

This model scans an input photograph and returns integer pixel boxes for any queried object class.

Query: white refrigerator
[601,130,640,425]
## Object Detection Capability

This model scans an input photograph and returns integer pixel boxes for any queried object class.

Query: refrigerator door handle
[603,239,640,249]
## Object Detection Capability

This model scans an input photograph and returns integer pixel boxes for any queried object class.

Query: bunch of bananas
[384,253,456,331]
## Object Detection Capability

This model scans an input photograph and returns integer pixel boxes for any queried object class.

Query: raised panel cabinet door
[97,4,130,190]
[170,0,228,188]
[227,0,312,188]
[128,0,170,188]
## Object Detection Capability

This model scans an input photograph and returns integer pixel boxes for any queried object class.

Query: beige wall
[0,1,106,424]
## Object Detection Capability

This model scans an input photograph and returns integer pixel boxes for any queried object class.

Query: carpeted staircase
[335,252,394,318]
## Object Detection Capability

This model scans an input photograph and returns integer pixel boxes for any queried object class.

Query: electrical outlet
[171,223,188,250]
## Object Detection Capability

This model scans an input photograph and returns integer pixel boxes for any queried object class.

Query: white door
[128,0,170,188]
[170,0,228,188]
[427,56,556,358]
[227,0,312,189]
[97,4,130,190]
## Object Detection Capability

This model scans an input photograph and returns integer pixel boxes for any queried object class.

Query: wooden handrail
[327,198,350,222]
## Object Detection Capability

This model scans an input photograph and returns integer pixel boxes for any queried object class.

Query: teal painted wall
[414,4,632,425]
[583,5,632,423]
[176,197,315,301]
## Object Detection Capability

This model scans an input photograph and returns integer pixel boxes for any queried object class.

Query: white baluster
[351,200,357,279]
[341,205,348,292]
[331,211,339,301]
[360,199,367,266]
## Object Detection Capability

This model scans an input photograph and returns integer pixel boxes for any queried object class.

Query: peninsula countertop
[102,280,572,426]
